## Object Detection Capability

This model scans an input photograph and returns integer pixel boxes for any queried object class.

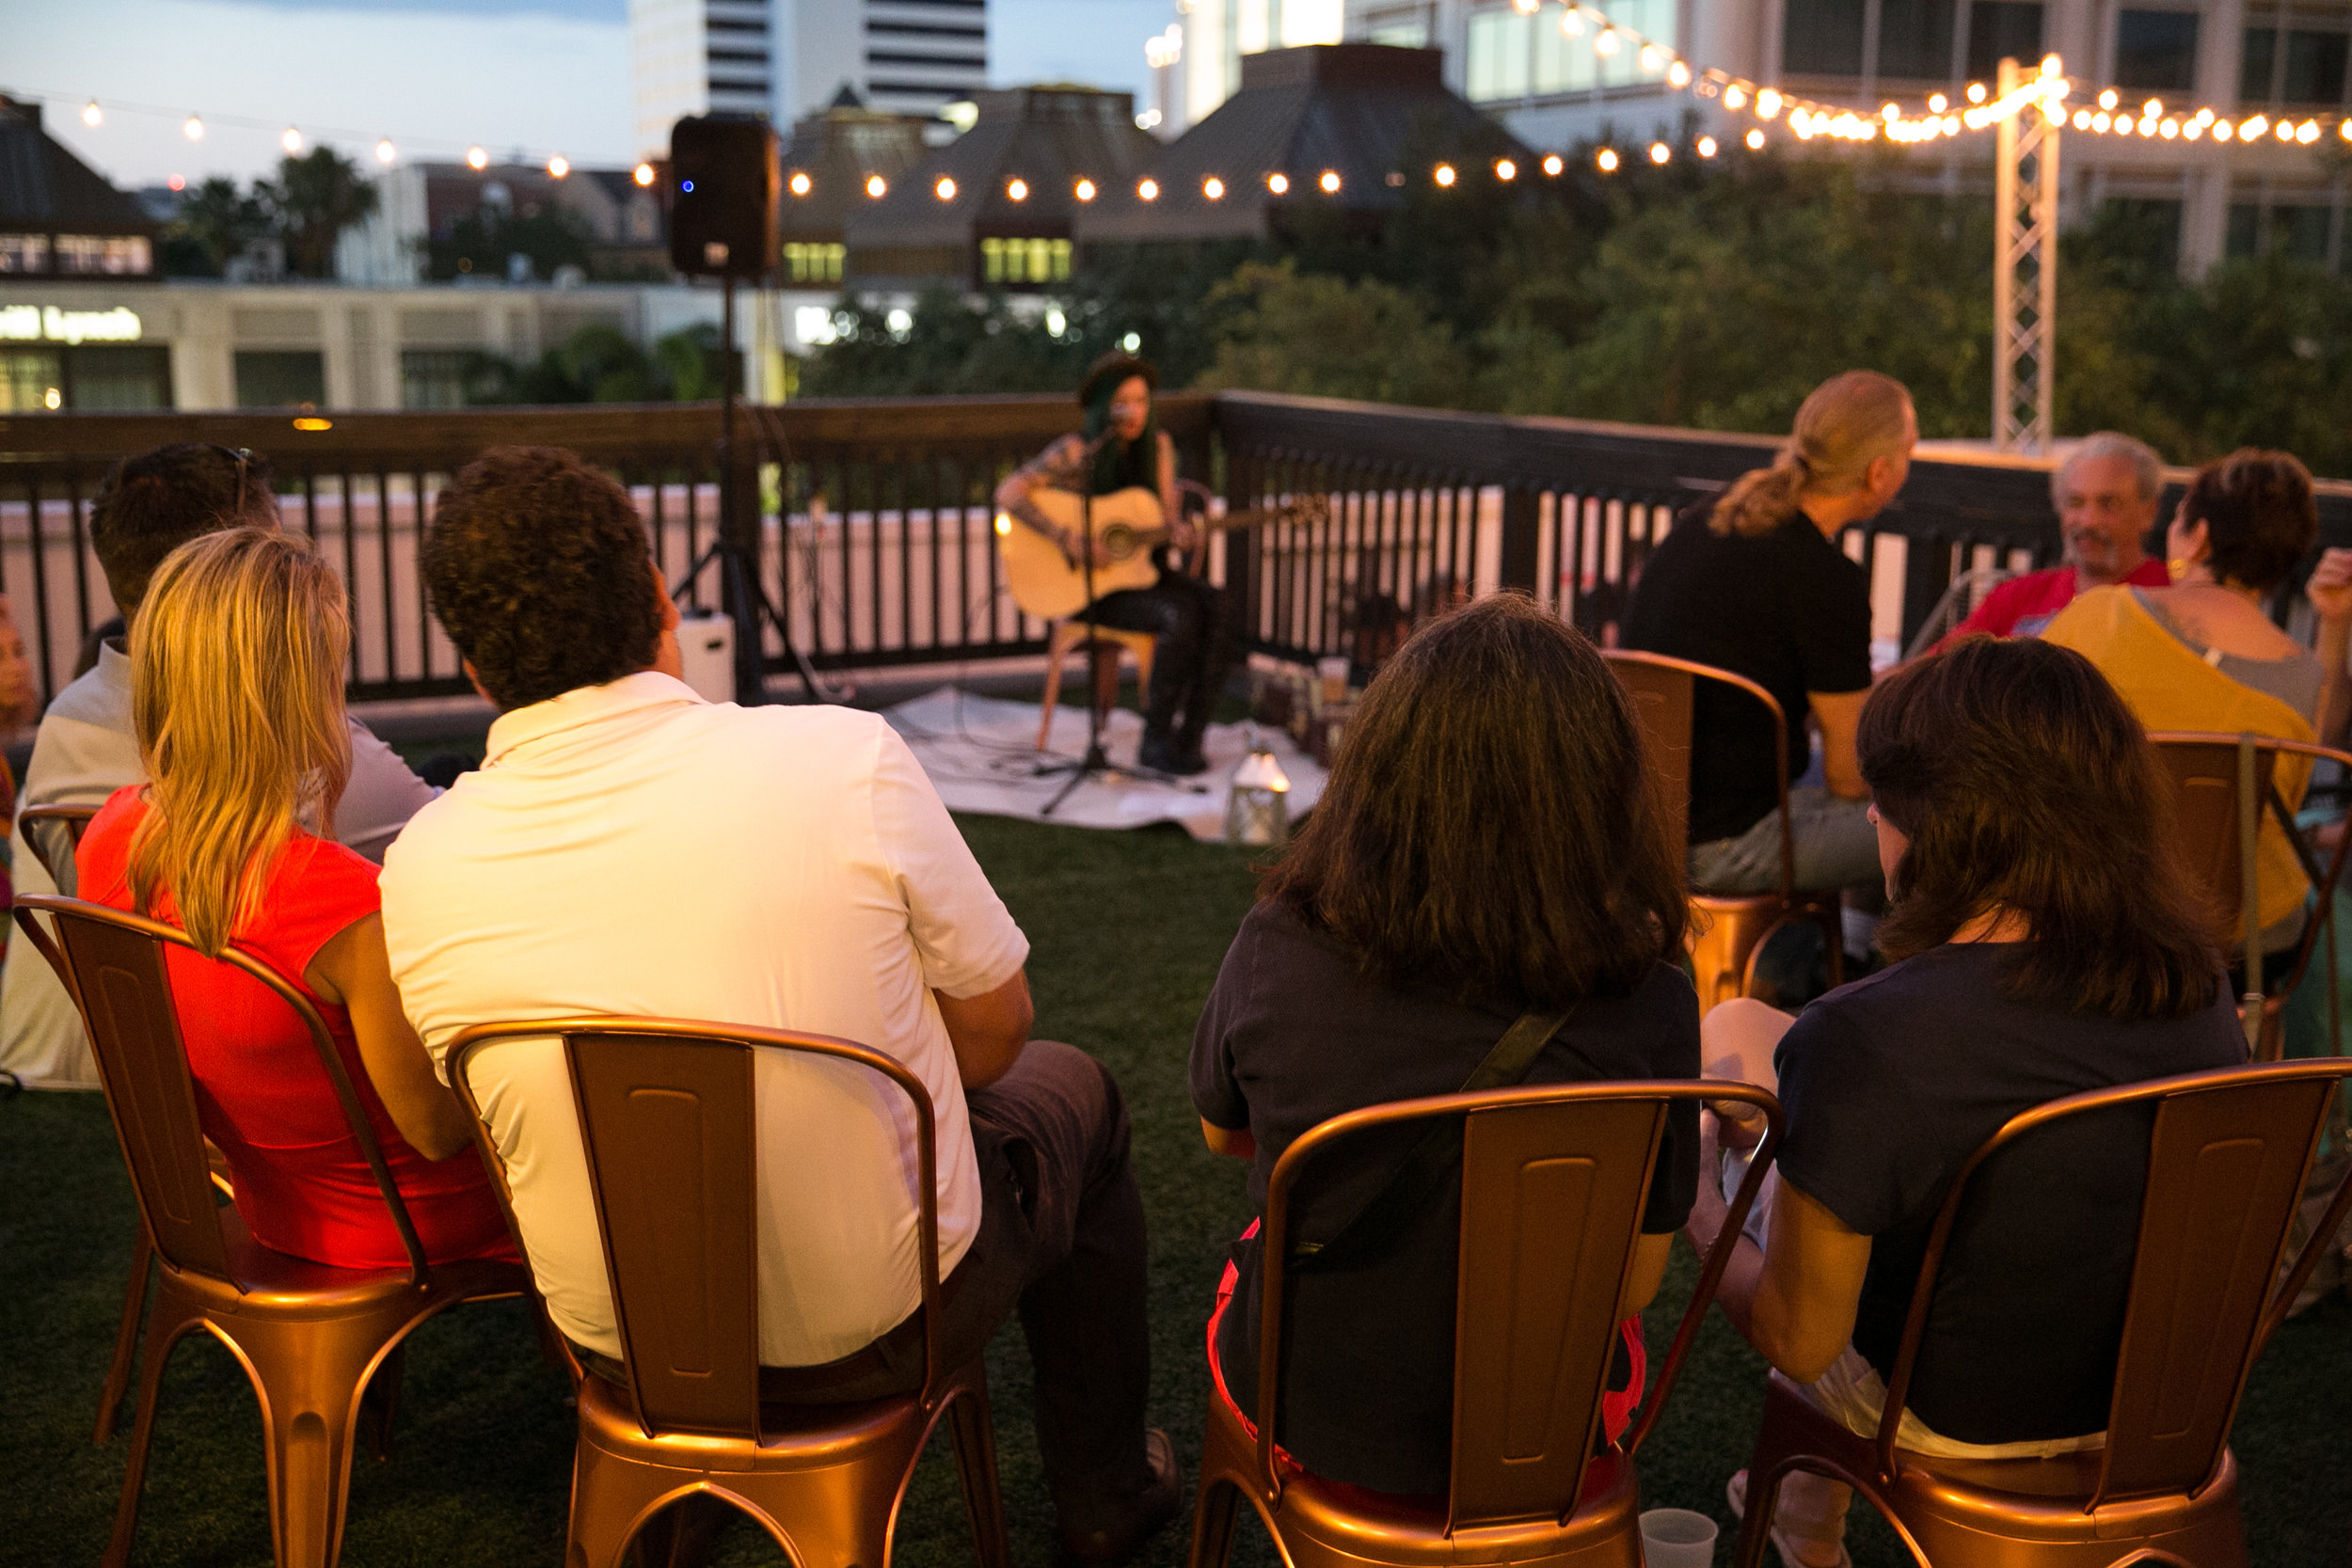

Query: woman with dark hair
[1691,635,2243,1568]
[994,351,1229,774]
[1190,594,1700,1497]
[2045,448,2344,958]
[1623,371,1915,924]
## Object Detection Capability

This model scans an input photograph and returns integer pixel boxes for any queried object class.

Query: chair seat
[576,1348,982,1465]
[180,1205,529,1312]
[1753,1372,2243,1562]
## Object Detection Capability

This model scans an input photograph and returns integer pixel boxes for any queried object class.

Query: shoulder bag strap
[1291,1005,1576,1270]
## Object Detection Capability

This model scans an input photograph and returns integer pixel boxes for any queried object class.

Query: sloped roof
[1074,45,1524,245]
[842,87,1160,251]
[0,97,157,235]
[778,102,933,244]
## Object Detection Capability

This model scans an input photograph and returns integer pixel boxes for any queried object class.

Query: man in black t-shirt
[1621,375,1915,906]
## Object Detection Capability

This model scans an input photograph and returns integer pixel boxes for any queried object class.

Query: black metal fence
[4,392,2348,708]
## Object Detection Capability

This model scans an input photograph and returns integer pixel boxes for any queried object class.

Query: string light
[1203,175,1225,198]
[1560,5,1584,35]
[1667,60,1692,87]
[1074,178,1096,200]
[1319,169,1342,193]
[1434,163,1456,186]
[1007,177,1028,199]
[547,154,569,178]
[1640,43,1664,71]
[1495,157,1517,180]
[466,145,488,169]
[1265,172,1288,194]
[1649,141,1671,164]
[934,175,956,199]
[1596,147,1619,171]
[789,171,812,196]
[1594,27,1620,55]
[1697,135,1718,157]
[81,101,102,127]
[866,173,887,198]
[183,114,203,140]
[282,127,304,153]
[1541,152,1564,175]
[1928,93,1947,112]
[1746,127,1767,150]
[375,137,396,165]
[1137,177,1159,200]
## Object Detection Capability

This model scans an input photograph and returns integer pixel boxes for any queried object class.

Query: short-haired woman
[1623,371,1915,906]
[1191,594,1699,1497]
[74,529,514,1270]
[1692,636,2244,1568]
[2045,448,2344,959]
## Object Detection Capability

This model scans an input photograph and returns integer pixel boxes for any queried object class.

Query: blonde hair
[128,529,352,956]
[1710,370,1915,538]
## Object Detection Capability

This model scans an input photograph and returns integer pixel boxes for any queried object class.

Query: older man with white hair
[1938,432,2172,647]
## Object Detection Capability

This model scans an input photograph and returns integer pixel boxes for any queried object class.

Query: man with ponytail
[1624,371,1915,912]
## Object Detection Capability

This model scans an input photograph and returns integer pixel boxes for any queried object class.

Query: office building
[630,0,990,157]
[1179,0,1348,125]
[1331,0,2352,275]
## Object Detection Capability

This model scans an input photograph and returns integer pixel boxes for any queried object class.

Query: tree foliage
[256,148,380,278]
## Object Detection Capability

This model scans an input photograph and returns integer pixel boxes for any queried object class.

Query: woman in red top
[75,527,513,1271]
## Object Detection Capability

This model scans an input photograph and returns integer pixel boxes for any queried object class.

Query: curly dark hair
[1862,635,2221,1020]
[91,443,281,614]
[1258,593,1687,1008]
[423,446,661,710]
[2183,448,2317,594]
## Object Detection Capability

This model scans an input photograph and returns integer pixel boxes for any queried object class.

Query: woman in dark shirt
[1691,636,2244,1568]
[1190,594,1700,1497]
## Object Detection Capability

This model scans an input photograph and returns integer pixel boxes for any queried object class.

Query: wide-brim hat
[1079,351,1157,408]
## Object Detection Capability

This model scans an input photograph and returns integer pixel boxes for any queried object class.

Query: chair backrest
[1254,1078,1783,1534]
[1872,1058,2352,1507]
[9,893,429,1284]
[1604,650,1794,896]
[445,1017,949,1443]
[19,803,99,896]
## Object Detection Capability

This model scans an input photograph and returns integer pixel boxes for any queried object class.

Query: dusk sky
[11,0,1169,188]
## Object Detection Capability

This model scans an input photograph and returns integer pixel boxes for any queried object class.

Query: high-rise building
[630,0,991,157]
[1179,0,1347,124]
[1331,0,2352,277]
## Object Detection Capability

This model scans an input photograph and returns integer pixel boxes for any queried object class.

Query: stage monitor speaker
[668,113,780,278]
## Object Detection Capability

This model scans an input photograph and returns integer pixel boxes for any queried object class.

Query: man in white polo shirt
[380,447,1174,1563]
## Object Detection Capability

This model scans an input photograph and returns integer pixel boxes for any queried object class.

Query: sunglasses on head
[205,444,254,515]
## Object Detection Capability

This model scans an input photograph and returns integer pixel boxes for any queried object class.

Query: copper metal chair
[19,800,99,896]
[1187,1078,1786,1568]
[1735,1056,2352,1568]
[8,800,158,1441]
[1604,650,1847,1008]
[2148,733,2352,1060]
[11,893,535,1568]
[445,1016,1012,1568]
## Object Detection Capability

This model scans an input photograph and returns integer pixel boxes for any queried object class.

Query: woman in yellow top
[2042,449,2343,958]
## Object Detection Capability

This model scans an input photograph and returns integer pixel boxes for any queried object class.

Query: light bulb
[282,127,304,153]
[1595,27,1620,55]
[1596,148,1619,171]
[1697,135,1718,157]
[1318,169,1341,193]
[1541,153,1564,175]
[467,145,489,170]
[635,163,656,186]
[183,114,203,140]
[1757,88,1782,119]
[1137,178,1159,199]
[2099,89,2119,110]
[1202,176,1224,198]
[1724,85,1747,110]
[1648,142,1670,164]
[1560,5,1584,36]
[1074,178,1096,199]
[866,174,887,198]
[1745,127,1766,150]
[1494,158,1516,180]
[789,171,812,196]
[1640,43,1664,71]
[1008,178,1028,200]
[1434,163,1456,186]
[1667,60,1691,87]
[375,138,397,165]
[1967,82,1989,104]
[1928,93,1947,112]
[934,175,956,199]
[547,154,569,177]
[1264,172,1287,194]
[81,101,103,128]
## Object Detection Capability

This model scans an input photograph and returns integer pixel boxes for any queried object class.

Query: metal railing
[5,392,2349,709]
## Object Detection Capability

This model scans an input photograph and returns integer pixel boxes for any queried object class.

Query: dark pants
[587,1040,1155,1531]
[1085,567,1232,747]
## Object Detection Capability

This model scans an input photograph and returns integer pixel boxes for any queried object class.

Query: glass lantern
[1224,729,1292,848]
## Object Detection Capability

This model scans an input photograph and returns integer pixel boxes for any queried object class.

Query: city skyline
[12,0,1165,187]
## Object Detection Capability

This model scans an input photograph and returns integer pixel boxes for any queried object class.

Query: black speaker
[668,113,780,278]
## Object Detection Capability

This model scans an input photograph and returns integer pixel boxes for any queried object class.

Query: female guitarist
[995,351,1230,776]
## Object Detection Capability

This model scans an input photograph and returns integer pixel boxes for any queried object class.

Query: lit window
[0,235,52,273]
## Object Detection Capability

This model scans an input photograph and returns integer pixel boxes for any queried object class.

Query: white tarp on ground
[882,687,1327,841]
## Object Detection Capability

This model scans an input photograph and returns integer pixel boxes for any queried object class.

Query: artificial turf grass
[2,811,2346,1567]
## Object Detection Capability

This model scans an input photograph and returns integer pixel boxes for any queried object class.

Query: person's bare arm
[1619,1229,1675,1318]
[1200,1117,1256,1158]
[994,437,1095,562]
[1686,1123,1872,1383]
[306,911,474,1162]
[1808,689,1871,800]
[2308,547,2352,746]
[934,968,1034,1089]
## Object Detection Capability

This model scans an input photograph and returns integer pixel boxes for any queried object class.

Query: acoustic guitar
[995,485,1326,621]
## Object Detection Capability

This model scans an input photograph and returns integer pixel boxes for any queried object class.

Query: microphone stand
[1034,436,1181,815]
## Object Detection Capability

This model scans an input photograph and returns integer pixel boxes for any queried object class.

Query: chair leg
[102,1302,199,1568]
[944,1382,1011,1568]
[1185,1475,1243,1568]
[237,1315,401,1568]
[95,1227,152,1444]
[1037,644,1067,751]
[566,1445,714,1568]
[361,1341,405,1462]
[1729,1461,1784,1568]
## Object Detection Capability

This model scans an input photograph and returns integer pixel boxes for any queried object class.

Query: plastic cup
[1638,1507,1718,1567]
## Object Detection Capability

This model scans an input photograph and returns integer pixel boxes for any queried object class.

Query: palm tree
[169,177,269,274]
[258,147,380,279]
